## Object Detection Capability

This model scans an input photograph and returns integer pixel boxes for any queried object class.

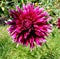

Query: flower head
[7,4,52,48]
[57,18,60,29]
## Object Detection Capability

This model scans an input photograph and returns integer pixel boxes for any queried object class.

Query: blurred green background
[0,0,60,59]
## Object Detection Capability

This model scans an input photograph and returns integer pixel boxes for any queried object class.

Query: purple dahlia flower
[7,4,52,48]
[57,18,60,29]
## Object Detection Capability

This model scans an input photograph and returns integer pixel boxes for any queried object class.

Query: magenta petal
[18,35,22,43]
[34,17,45,23]
[30,36,34,43]
[36,11,49,19]
[24,32,29,39]
[39,8,44,13]
[9,10,18,18]
[34,7,44,13]
[40,38,46,43]
[25,3,34,11]
[15,27,22,33]
[7,26,16,34]
[57,18,60,29]
[34,6,39,11]
[35,37,42,46]
[23,4,27,10]
[12,32,17,39]
[30,43,34,48]
[6,20,15,25]
[35,31,40,36]
[9,10,16,15]
[25,40,29,46]
[16,6,23,13]
[30,37,34,48]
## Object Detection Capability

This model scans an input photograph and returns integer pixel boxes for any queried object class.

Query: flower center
[22,20,32,29]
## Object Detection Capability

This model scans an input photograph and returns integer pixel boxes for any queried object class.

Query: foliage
[0,0,60,18]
